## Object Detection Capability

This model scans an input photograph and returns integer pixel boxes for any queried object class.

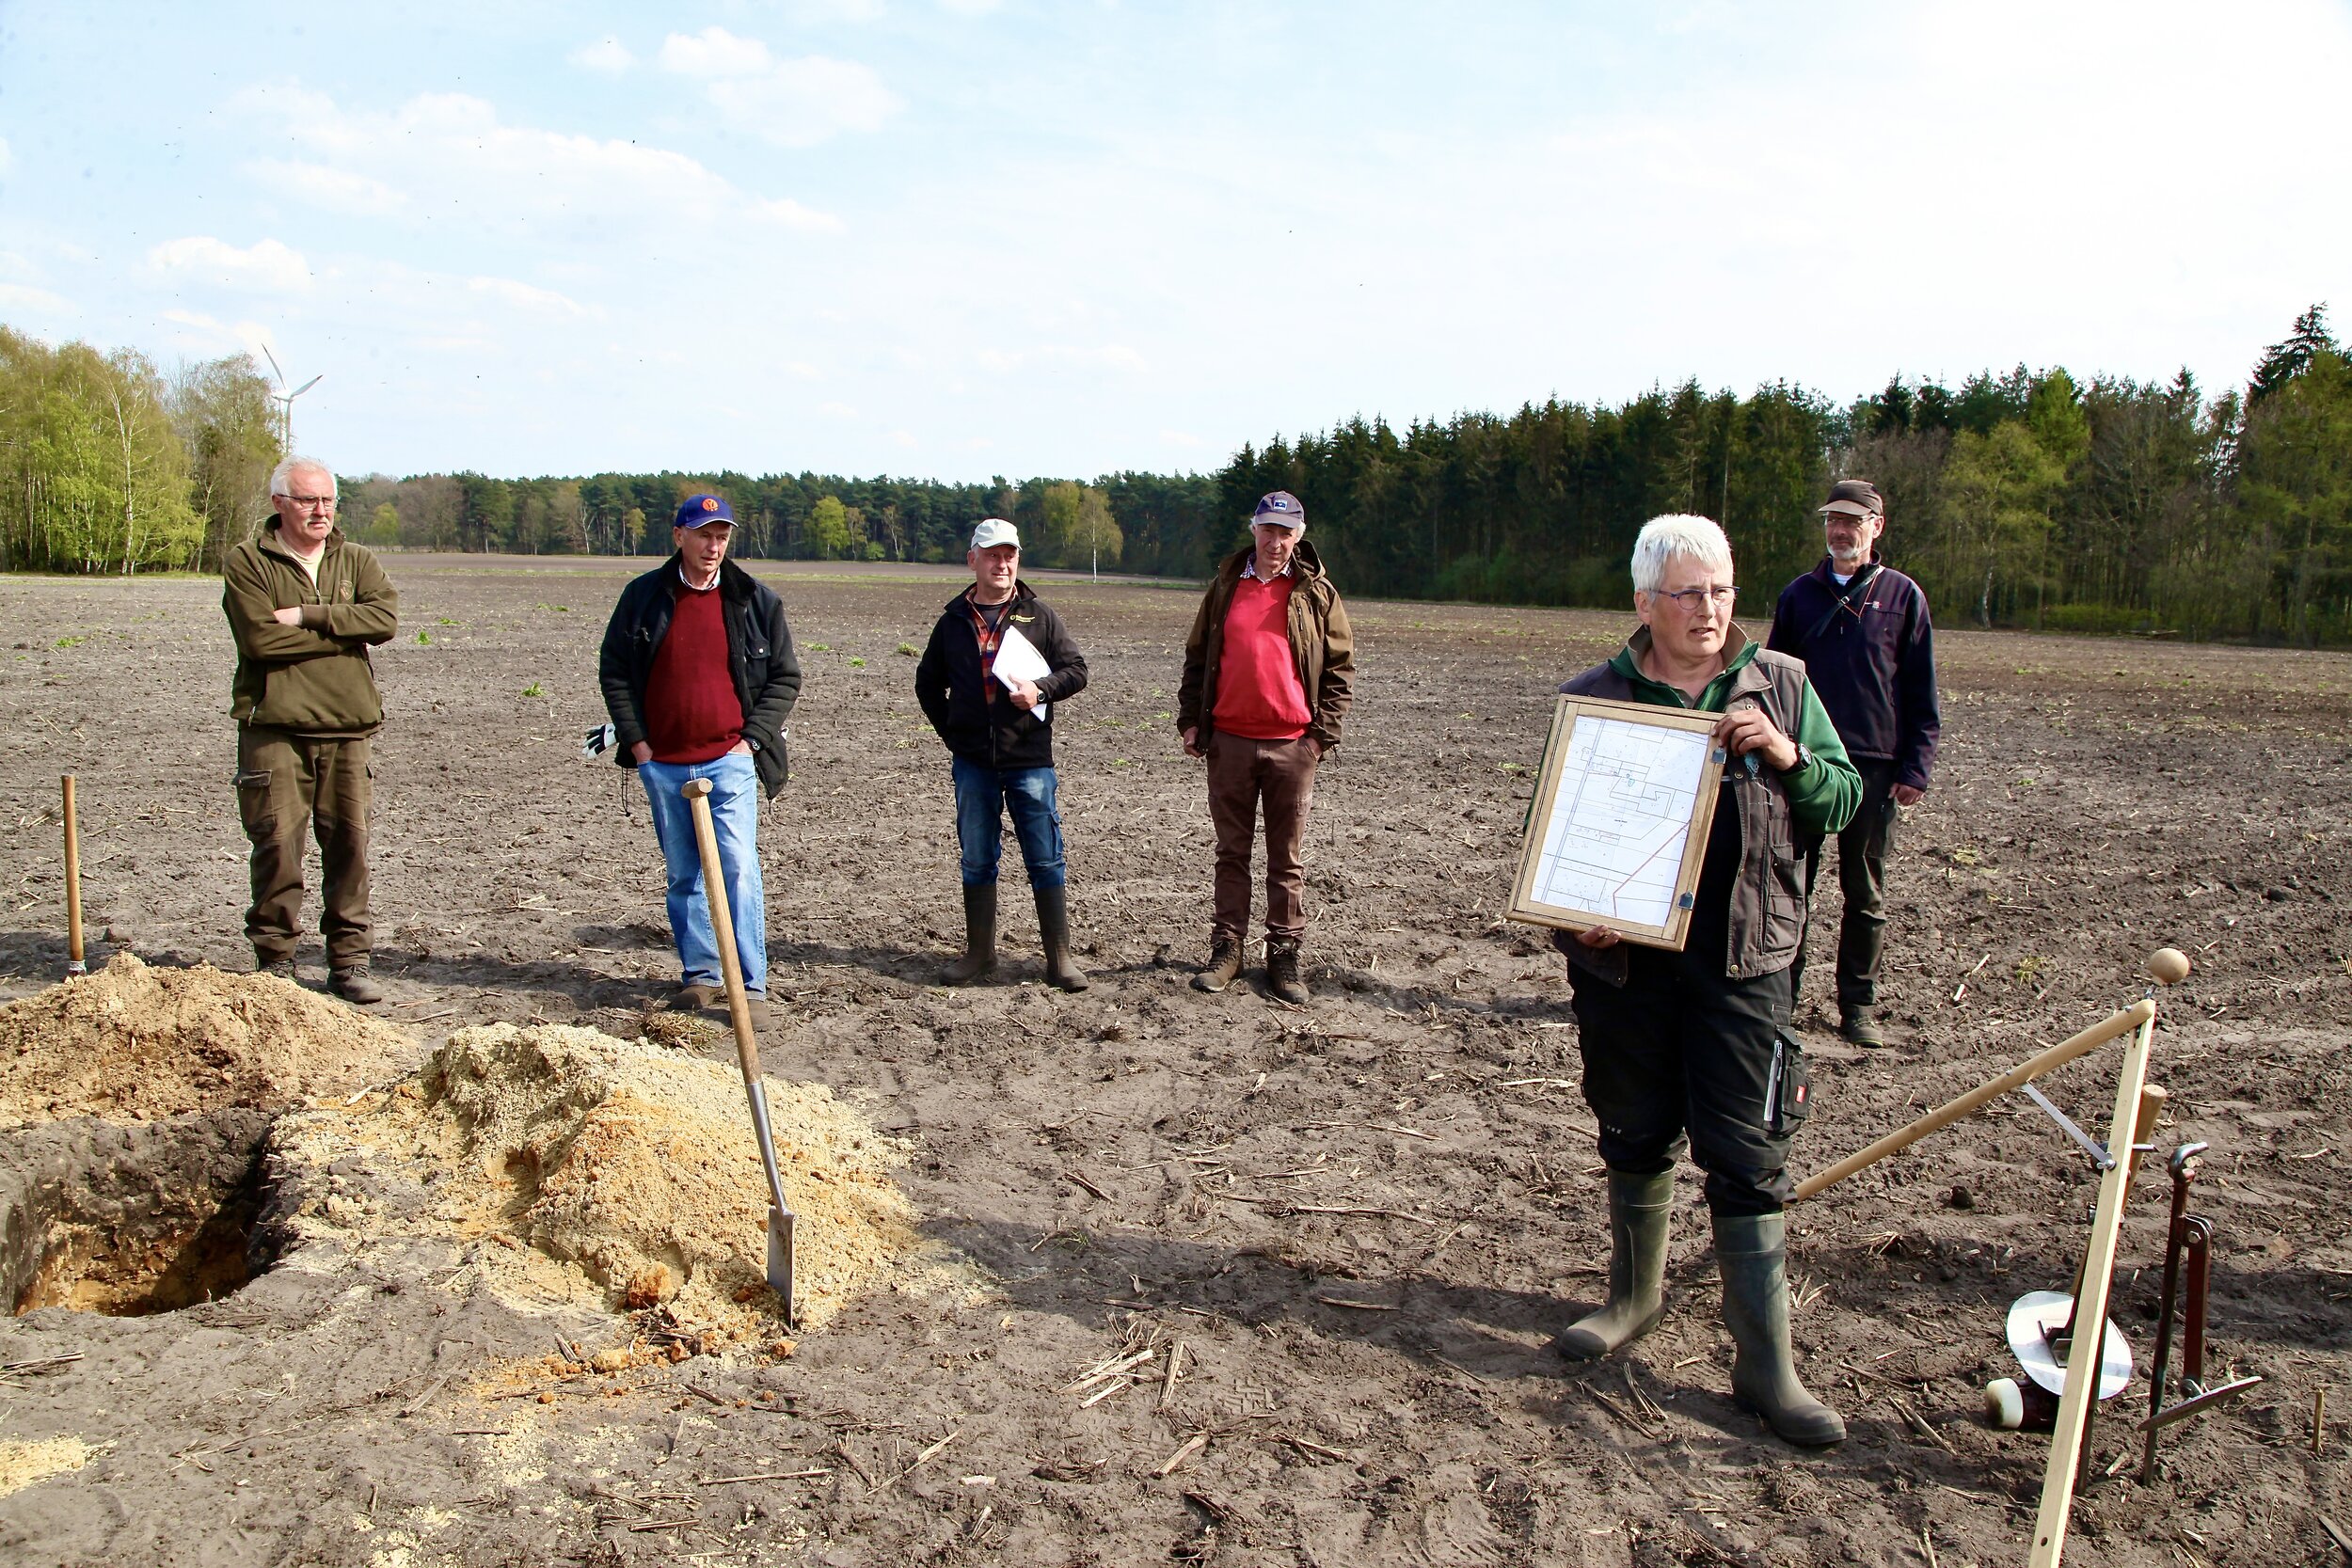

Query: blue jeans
[639,752,768,995]
[951,757,1065,889]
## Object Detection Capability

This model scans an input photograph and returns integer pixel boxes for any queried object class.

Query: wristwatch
[1778,742,1814,776]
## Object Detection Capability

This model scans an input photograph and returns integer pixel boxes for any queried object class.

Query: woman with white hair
[1550,514,1861,1447]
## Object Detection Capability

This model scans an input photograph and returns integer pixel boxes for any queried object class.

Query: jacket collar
[1218,537,1326,586]
[665,550,755,601]
[946,578,1035,615]
[1609,623,1764,705]
[258,523,340,565]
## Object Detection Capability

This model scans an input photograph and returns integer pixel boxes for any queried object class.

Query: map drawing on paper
[1529,715,1713,927]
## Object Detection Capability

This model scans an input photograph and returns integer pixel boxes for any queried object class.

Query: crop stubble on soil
[1,555,2348,1566]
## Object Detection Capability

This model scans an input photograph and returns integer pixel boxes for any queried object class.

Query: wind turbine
[260,345,323,451]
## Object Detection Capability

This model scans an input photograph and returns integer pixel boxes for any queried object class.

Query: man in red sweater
[1176,491,1355,1004]
[596,495,802,1012]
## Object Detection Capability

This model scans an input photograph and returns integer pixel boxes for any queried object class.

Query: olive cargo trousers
[235,726,373,970]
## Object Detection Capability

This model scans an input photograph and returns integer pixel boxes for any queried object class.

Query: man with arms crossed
[1177,490,1353,1005]
[1767,478,1940,1048]
[221,456,400,1003]
[1553,515,1859,1447]
[915,517,1090,990]
[598,495,802,1013]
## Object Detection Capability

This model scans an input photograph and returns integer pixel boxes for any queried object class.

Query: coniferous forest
[3,309,2346,642]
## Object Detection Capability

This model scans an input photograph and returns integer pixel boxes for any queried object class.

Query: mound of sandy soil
[0,1437,93,1498]
[269,1023,947,1332]
[0,953,420,1126]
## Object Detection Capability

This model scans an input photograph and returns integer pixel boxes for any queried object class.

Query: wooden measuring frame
[1507,694,1724,950]
[1791,949,2186,1568]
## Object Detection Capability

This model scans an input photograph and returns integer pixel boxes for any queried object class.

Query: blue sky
[3,2,2347,483]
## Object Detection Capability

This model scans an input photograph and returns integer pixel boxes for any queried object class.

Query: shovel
[681,776,796,1325]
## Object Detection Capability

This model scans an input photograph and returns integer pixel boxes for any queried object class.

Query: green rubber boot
[1555,1169,1674,1359]
[1714,1212,1846,1447]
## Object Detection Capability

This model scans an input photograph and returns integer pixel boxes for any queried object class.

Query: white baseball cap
[970,517,1020,550]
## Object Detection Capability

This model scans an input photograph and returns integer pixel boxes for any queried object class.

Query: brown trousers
[1204,733,1319,942]
[235,726,373,968]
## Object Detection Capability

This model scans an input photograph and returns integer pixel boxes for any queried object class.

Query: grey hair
[268,456,337,499]
[1630,514,1732,594]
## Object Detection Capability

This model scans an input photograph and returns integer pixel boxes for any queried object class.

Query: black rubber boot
[1035,886,1089,992]
[943,883,997,986]
[1554,1169,1673,1359]
[1714,1212,1846,1447]
[1264,938,1310,1005]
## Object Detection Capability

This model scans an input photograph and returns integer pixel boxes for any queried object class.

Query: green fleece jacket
[222,525,400,736]
[1600,626,1859,838]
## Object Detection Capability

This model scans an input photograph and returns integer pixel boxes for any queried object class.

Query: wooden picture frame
[1507,694,1727,951]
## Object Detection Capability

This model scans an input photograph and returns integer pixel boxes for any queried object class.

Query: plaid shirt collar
[966,588,1016,705]
[1240,551,1294,581]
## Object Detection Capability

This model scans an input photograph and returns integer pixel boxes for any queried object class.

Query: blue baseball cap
[1251,490,1305,529]
[675,494,735,530]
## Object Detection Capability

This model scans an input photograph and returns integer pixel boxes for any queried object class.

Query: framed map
[1507,694,1728,950]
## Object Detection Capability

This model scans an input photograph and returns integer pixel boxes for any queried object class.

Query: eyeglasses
[281,494,338,511]
[1652,585,1738,611]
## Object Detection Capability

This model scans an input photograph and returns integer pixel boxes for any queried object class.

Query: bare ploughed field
[2,554,2349,1568]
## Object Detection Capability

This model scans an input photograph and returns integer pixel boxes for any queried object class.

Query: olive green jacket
[222,525,400,736]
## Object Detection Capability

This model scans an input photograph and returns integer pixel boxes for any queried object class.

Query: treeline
[5,309,2346,641]
[334,467,1223,578]
[0,326,280,575]
[1219,307,2352,644]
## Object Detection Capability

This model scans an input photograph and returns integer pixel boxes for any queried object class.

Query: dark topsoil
[1,555,2348,1567]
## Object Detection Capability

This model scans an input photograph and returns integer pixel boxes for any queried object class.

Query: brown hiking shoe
[329,968,385,1006]
[1192,938,1243,993]
[671,982,722,1011]
[1839,1006,1886,1049]
[1264,940,1310,1006]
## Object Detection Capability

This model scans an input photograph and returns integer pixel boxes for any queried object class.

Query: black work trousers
[1565,945,1805,1217]
[1794,757,1899,1008]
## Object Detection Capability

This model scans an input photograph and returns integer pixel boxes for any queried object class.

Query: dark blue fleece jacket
[1766,556,1940,792]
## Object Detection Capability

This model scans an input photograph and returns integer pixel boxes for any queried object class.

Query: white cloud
[568,37,634,73]
[976,342,1147,374]
[0,281,72,315]
[246,159,408,216]
[657,27,900,147]
[936,0,1001,14]
[658,25,774,77]
[147,235,314,293]
[231,86,844,235]
[466,275,597,319]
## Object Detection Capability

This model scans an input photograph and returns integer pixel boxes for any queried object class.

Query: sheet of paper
[1526,714,1713,926]
[991,622,1051,723]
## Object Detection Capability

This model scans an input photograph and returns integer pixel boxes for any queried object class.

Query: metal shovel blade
[769,1206,796,1326]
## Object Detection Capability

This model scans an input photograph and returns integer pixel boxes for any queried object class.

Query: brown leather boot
[1191,937,1243,993]
[943,883,997,986]
[1264,938,1310,1005]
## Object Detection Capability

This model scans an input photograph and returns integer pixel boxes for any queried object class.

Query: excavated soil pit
[0,1109,278,1315]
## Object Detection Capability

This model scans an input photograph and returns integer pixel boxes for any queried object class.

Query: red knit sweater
[644,582,741,762]
[1212,576,1311,739]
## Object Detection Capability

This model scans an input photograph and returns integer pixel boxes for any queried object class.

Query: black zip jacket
[1766,555,1940,792]
[597,555,802,799]
[914,581,1087,769]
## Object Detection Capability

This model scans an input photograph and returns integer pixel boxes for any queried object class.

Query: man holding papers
[916,518,1091,990]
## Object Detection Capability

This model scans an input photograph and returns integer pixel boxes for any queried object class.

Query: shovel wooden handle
[680,777,762,1088]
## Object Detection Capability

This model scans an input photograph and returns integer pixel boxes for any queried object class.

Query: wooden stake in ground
[2029,949,2185,1568]
[61,774,85,976]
